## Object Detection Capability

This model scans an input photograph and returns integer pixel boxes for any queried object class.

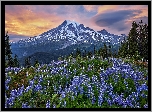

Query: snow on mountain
[11,20,127,58]
[66,20,80,27]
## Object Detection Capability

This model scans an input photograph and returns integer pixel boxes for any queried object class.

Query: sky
[5,5,148,42]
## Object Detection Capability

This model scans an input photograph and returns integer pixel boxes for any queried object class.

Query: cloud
[92,10,142,27]
[24,5,59,14]
[5,5,148,42]
[9,34,29,42]
[83,5,98,12]
[90,9,147,35]
[97,5,118,14]
[117,26,128,32]
[97,5,148,16]
[94,5,148,28]
[5,5,63,37]
[5,5,104,39]
[137,16,148,23]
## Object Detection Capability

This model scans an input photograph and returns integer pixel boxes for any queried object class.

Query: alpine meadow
[4,4,149,109]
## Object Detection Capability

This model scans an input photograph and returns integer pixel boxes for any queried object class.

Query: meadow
[5,56,148,108]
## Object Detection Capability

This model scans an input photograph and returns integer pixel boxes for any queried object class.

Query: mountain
[10,20,128,66]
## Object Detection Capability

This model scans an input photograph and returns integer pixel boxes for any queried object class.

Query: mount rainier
[11,20,127,65]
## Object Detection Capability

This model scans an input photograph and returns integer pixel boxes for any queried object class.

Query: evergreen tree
[108,43,112,58]
[93,45,98,58]
[102,43,108,60]
[82,51,85,58]
[118,20,148,61]
[13,54,20,67]
[87,51,92,59]
[98,47,103,59]
[118,38,128,58]
[127,21,138,57]
[75,48,81,57]
[137,20,148,60]
[94,45,96,55]
[25,56,31,68]
[71,52,74,57]
[84,50,87,57]
[5,31,14,67]
[34,59,39,67]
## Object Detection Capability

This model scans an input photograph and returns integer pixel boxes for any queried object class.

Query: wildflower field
[5,57,148,108]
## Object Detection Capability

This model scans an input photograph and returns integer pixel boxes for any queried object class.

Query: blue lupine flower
[29,79,34,87]
[61,91,66,98]
[6,96,15,107]
[10,89,18,97]
[71,95,75,100]
[63,101,66,107]
[98,94,103,106]
[22,102,31,108]
[25,86,32,93]
[144,104,148,108]
[46,100,50,108]
[39,76,43,83]
[137,83,148,93]
[4,58,148,108]
[34,83,42,92]
[125,97,134,108]
[17,85,24,96]
[140,84,148,90]
[107,98,112,106]
[5,85,9,90]
[53,104,56,108]
[5,77,11,85]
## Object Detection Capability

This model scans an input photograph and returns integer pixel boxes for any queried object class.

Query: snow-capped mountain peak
[11,20,128,58]
[65,20,80,27]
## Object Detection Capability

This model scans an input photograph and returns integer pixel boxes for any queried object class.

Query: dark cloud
[95,17,121,27]
[93,10,142,27]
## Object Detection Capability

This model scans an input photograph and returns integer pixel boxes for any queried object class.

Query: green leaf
[52,94,58,101]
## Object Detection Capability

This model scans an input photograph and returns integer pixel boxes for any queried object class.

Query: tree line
[118,20,148,61]
[5,32,20,68]
[5,32,38,68]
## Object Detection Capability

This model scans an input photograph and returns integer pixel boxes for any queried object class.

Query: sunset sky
[5,5,148,42]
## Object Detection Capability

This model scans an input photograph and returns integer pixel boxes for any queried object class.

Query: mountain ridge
[11,20,126,44]
[10,20,128,65]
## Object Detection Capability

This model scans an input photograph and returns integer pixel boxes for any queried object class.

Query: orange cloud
[97,5,118,14]
[133,6,148,19]
[5,5,63,37]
